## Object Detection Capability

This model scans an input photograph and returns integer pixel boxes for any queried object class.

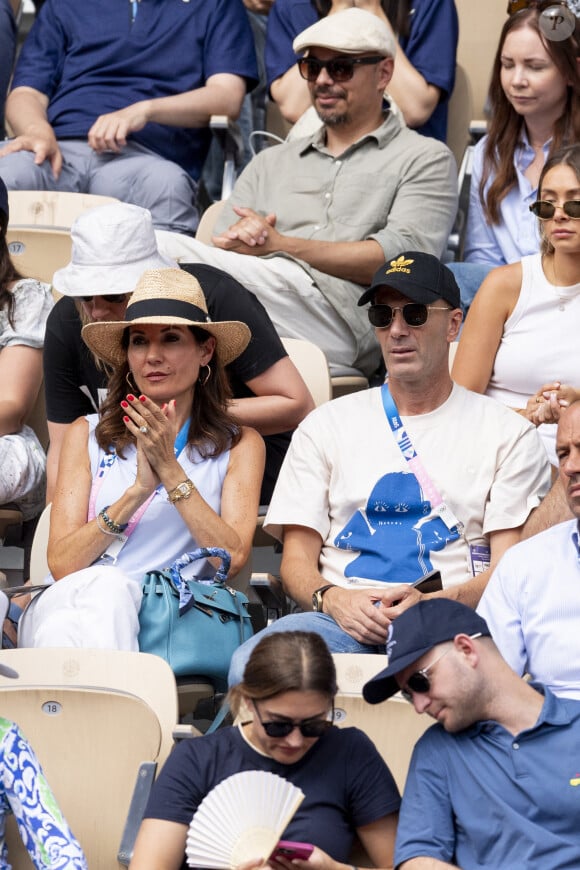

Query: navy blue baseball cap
[0,177,8,224]
[358,251,461,309]
[362,599,491,704]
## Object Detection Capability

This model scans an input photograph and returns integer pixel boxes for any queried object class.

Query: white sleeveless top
[86,415,230,582]
[486,253,580,465]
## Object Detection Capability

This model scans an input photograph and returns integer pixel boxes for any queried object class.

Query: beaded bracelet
[96,512,120,537]
[98,507,128,536]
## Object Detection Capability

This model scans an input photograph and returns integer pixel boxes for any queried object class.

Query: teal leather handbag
[138,547,253,691]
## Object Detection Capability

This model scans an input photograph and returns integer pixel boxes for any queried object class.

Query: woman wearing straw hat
[19,268,264,649]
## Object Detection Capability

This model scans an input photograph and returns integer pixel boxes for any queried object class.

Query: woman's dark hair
[0,207,23,323]
[313,0,412,38]
[536,142,580,254]
[95,324,241,458]
[228,631,338,717]
[481,8,580,225]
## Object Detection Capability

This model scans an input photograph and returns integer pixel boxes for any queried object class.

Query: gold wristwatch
[167,479,196,504]
[312,584,335,612]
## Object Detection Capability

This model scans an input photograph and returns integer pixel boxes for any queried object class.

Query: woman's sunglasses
[253,701,334,738]
[80,293,130,303]
[529,200,580,220]
[368,303,451,329]
[400,633,483,703]
[297,55,383,83]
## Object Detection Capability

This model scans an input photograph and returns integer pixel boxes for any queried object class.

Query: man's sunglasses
[253,701,334,738]
[400,633,483,703]
[529,199,580,220]
[80,293,130,303]
[368,303,451,329]
[297,55,384,83]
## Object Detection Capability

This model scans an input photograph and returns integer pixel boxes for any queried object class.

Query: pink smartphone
[270,840,314,862]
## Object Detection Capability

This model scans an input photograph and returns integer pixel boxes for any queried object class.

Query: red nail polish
[123,415,130,423]
[127,394,135,402]
[139,395,147,403]
[120,401,128,408]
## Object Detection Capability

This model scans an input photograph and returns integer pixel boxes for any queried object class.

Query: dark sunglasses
[368,303,451,329]
[529,200,580,220]
[254,701,334,738]
[80,293,130,303]
[400,632,483,703]
[297,55,384,82]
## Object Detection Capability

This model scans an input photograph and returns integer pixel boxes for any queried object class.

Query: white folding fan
[186,770,305,869]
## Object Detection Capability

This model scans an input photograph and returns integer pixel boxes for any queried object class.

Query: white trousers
[0,425,46,521]
[155,231,365,375]
[18,566,143,650]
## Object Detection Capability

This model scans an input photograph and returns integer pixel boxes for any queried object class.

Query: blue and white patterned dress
[0,717,87,869]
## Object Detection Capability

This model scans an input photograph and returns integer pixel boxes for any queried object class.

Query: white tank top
[486,253,580,465]
[86,415,230,582]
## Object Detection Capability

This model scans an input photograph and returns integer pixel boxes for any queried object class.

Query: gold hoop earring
[199,364,211,387]
[126,370,137,393]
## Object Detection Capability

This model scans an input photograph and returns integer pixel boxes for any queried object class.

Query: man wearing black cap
[227,251,549,684]
[363,599,580,869]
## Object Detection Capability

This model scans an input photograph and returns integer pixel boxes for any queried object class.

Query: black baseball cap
[358,251,461,309]
[362,599,491,704]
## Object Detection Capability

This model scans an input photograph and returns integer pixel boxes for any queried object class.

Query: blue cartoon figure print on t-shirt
[334,471,458,583]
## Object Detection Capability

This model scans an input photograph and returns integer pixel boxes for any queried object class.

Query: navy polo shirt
[264,0,458,142]
[395,686,580,868]
[11,0,258,179]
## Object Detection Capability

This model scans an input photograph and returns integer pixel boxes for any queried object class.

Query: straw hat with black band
[82,268,251,367]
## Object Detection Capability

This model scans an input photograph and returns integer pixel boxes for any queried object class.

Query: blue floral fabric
[0,718,87,869]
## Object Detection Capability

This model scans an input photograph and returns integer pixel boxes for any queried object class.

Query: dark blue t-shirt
[145,725,400,866]
[265,0,458,142]
[12,0,258,179]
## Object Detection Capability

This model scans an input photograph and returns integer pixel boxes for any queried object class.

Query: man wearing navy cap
[363,599,580,869]
[227,250,550,684]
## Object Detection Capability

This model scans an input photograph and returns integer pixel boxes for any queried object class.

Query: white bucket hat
[52,202,177,297]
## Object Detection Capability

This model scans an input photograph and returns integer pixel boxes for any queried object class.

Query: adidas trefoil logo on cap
[386,255,414,276]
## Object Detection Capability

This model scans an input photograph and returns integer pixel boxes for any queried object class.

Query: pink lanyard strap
[88,450,156,541]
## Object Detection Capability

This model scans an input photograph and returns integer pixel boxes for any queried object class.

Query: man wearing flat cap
[227,251,549,683]
[363,599,580,869]
[155,7,457,380]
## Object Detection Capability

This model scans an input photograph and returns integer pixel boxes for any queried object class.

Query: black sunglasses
[368,303,451,329]
[80,293,130,303]
[253,701,334,738]
[297,55,384,82]
[529,200,580,220]
[400,632,483,703]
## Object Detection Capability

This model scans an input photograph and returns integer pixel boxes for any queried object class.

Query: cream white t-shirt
[265,384,550,590]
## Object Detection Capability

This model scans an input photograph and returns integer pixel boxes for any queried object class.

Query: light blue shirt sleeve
[464,135,543,266]
[476,549,528,678]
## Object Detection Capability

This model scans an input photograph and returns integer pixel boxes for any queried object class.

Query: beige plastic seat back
[28,502,51,583]
[7,227,73,285]
[195,200,227,244]
[332,653,431,793]
[280,336,331,407]
[7,191,119,229]
[0,648,179,869]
